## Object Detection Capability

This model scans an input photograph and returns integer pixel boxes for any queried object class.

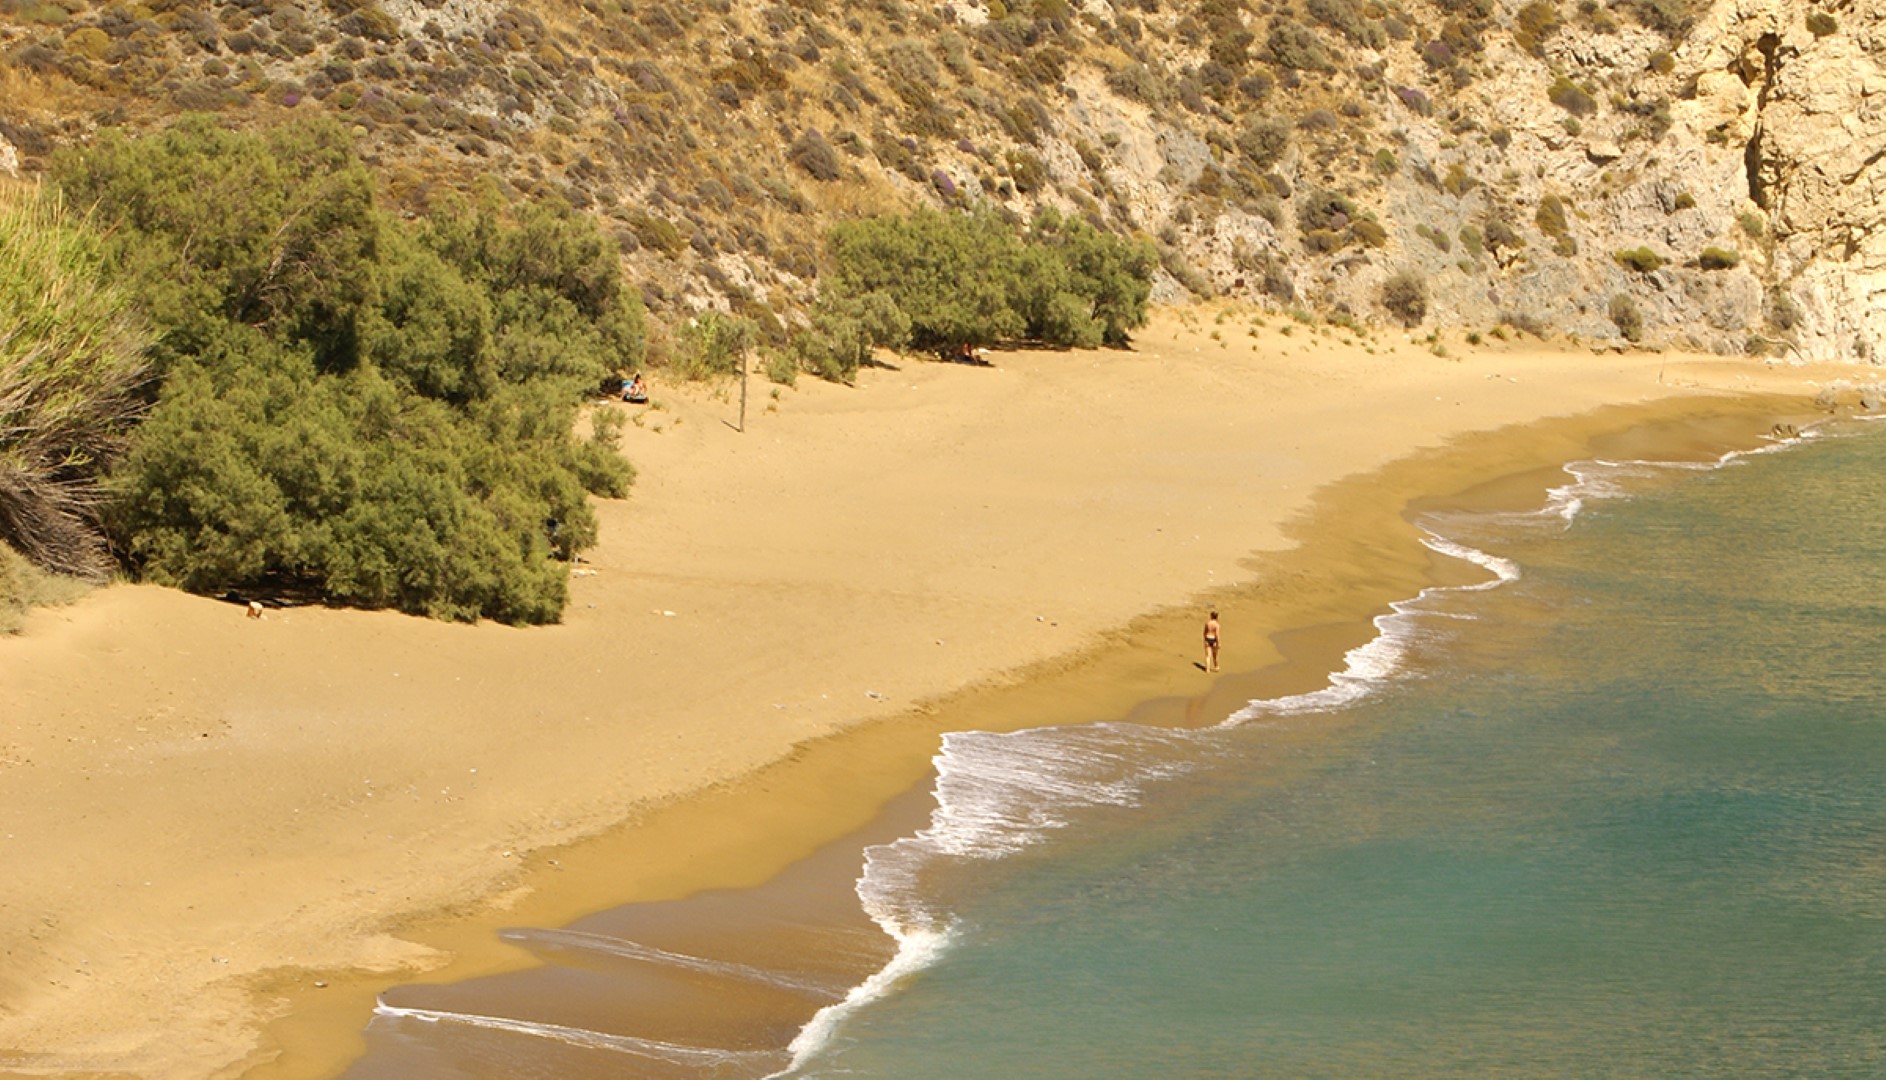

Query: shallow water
[346,419,1886,1078]
[785,420,1886,1077]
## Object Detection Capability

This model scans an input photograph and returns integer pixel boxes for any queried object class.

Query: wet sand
[316,393,1827,1078]
[0,305,1862,1079]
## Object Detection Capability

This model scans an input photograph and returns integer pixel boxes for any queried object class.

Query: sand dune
[0,307,1854,1078]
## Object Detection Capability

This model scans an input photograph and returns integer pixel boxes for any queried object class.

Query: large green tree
[799,204,1156,379]
[57,116,640,623]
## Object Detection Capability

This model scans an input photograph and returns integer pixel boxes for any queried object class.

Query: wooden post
[738,347,749,433]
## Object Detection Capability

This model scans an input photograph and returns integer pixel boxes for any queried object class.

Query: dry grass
[0,62,88,117]
[0,539,93,634]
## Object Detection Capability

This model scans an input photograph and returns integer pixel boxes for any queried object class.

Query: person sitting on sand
[623,373,648,404]
[1204,610,1220,672]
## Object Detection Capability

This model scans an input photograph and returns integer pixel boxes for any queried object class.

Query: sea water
[784,419,1886,1078]
[350,418,1886,1078]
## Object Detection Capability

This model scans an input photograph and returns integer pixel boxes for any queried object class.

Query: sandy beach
[0,306,1863,1078]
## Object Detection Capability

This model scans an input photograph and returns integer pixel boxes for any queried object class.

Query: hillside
[1,0,1880,362]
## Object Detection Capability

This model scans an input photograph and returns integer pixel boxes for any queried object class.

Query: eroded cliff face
[1730,0,1886,361]
[0,0,1877,358]
[1010,0,1881,360]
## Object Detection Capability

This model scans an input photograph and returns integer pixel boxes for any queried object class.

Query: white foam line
[500,928,843,998]
[772,924,954,1078]
[373,1002,777,1068]
[773,723,1198,1075]
[772,426,1849,1073]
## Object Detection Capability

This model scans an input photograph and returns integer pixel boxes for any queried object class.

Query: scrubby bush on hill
[0,181,154,580]
[809,205,1155,369]
[1613,246,1666,273]
[53,116,639,623]
[1380,270,1429,327]
[1609,293,1645,341]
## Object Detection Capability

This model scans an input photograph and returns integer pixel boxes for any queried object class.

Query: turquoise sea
[352,416,1886,1078]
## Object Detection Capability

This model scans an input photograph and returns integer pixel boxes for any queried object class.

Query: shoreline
[290,391,1829,1079]
[249,394,1833,1079]
[0,308,1864,1078]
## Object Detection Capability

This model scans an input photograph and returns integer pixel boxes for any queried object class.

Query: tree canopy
[792,205,1156,380]
[52,116,641,623]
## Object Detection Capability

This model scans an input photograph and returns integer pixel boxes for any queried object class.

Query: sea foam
[373,1002,777,1070]
[778,432,1819,1075]
[499,927,843,998]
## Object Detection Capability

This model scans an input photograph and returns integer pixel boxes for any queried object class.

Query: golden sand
[0,308,1861,1077]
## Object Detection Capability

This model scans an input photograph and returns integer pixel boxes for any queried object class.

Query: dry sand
[0,307,1864,1078]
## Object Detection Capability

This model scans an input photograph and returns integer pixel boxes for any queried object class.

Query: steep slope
[0,0,1877,360]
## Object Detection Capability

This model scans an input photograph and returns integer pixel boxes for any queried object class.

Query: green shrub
[1380,270,1428,327]
[1548,75,1597,116]
[1621,0,1704,35]
[762,348,799,386]
[1738,210,1766,238]
[1236,117,1291,170]
[1535,193,1570,240]
[1005,149,1048,193]
[1372,148,1399,175]
[1106,62,1166,104]
[1513,0,1560,55]
[628,211,687,255]
[786,291,912,383]
[1265,19,1332,72]
[1483,218,1525,255]
[1806,11,1837,36]
[822,205,1155,356]
[1442,162,1477,197]
[1614,246,1666,273]
[1698,246,1740,270]
[788,128,842,181]
[57,118,640,623]
[1609,293,1644,341]
[668,311,758,380]
[1306,0,1386,47]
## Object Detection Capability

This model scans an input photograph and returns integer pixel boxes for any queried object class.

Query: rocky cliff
[0,0,1878,361]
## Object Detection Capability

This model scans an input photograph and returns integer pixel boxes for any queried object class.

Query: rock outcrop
[0,0,1878,360]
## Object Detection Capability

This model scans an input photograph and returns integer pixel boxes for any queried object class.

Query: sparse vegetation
[1614,246,1667,273]
[1513,1,1561,56]
[1236,118,1291,170]
[1609,293,1644,341]
[1548,75,1597,116]
[1381,270,1429,327]
[1535,194,1570,241]
[1768,289,1803,332]
[1698,247,1741,270]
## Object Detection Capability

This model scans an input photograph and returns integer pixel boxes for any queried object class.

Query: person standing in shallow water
[1203,611,1221,672]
